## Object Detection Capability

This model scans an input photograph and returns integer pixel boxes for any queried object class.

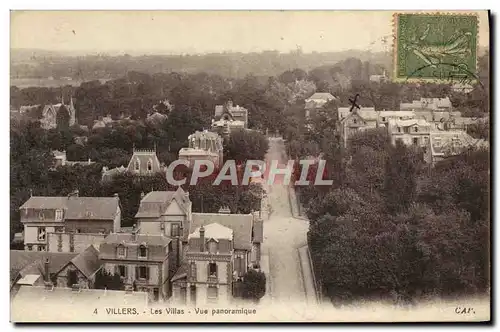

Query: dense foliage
[293,112,490,304]
[241,269,267,302]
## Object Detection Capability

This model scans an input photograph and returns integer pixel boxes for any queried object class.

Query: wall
[56,263,92,289]
[65,220,114,234]
[47,232,106,253]
[103,262,161,285]
[113,207,121,232]
[24,223,60,249]
[194,284,230,305]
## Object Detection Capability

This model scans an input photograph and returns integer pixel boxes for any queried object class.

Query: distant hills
[10,46,488,83]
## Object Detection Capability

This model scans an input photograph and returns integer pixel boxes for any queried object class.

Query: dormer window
[117,245,126,258]
[139,245,148,258]
[414,126,419,132]
[55,209,63,220]
[86,211,93,218]
[208,240,218,254]
[38,211,45,220]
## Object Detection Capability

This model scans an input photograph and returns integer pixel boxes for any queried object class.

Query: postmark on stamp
[393,13,479,84]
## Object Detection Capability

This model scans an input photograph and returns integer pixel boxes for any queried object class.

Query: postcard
[9,10,490,323]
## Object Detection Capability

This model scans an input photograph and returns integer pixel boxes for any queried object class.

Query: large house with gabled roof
[19,193,121,252]
[101,147,164,183]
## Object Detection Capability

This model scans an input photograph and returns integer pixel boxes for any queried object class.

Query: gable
[164,198,185,216]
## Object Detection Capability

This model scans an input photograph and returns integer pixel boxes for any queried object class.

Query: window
[207,286,218,300]
[117,245,126,258]
[171,224,180,237]
[138,266,149,279]
[414,126,419,132]
[38,227,46,241]
[208,263,217,277]
[38,211,45,220]
[190,262,196,280]
[55,226,64,233]
[118,265,126,278]
[382,117,386,122]
[55,209,63,220]
[134,159,140,171]
[37,245,46,252]
[413,137,419,146]
[353,119,357,124]
[235,256,244,276]
[397,127,401,133]
[147,160,152,171]
[403,127,410,134]
[208,241,218,254]
[76,229,81,234]
[86,211,93,218]
[139,245,148,258]
[27,245,33,251]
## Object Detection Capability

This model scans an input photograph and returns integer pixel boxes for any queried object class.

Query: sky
[10,10,490,55]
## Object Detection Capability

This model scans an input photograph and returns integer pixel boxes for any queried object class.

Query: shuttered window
[136,266,149,280]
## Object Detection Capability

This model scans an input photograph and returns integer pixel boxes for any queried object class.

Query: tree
[241,269,266,302]
[223,129,269,164]
[94,268,125,291]
[383,140,421,213]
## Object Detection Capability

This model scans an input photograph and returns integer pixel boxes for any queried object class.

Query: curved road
[260,137,314,306]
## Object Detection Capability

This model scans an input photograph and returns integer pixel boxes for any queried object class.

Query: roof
[65,197,119,220]
[52,150,66,158]
[126,149,162,174]
[189,223,234,241]
[214,104,248,117]
[142,191,176,203]
[11,286,149,322]
[188,130,221,140]
[102,233,172,247]
[10,250,78,283]
[16,274,42,286]
[19,196,119,220]
[135,188,189,218]
[171,261,188,282]
[19,197,68,210]
[65,245,102,279]
[306,92,336,101]
[188,213,254,250]
[378,110,416,118]
[390,118,430,127]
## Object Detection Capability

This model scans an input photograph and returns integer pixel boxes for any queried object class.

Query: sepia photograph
[8,9,491,323]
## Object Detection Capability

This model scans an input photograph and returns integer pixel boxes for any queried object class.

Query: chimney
[132,224,138,241]
[114,193,119,198]
[44,258,50,282]
[199,226,205,252]
[140,192,145,200]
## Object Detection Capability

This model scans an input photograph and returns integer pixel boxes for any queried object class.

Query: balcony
[207,275,218,284]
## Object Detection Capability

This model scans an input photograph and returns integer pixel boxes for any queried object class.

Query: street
[260,137,314,305]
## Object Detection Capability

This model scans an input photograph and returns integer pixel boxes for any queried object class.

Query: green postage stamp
[393,12,479,83]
